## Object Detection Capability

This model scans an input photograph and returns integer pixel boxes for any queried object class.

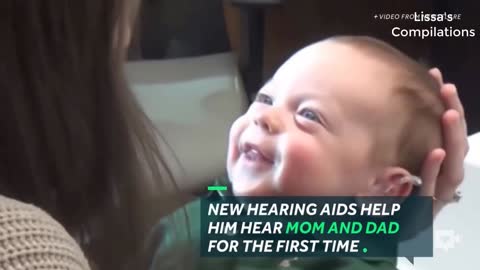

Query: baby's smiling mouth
[240,142,274,165]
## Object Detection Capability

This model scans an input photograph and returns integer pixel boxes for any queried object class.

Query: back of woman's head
[0,0,173,269]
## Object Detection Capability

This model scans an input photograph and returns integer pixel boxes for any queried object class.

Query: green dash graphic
[208,186,228,191]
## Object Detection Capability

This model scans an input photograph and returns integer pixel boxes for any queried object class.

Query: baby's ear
[367,167,420,197]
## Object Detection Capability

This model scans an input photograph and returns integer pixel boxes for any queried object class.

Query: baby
[228,35,443,199]
[149,36,444,270]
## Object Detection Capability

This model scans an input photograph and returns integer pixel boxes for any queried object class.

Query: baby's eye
[255,93,273,105]
[298,108,321,123]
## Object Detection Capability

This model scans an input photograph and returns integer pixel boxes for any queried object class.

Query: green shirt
[148,190,398,270]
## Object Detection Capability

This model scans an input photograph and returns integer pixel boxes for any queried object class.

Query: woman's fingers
[426,68,468,213]
[438,110,466,193]
[441,83,465,120]
[429,67,444,85]
[419,148,446,197]
[439,82,469,155]
[430,68,466,132]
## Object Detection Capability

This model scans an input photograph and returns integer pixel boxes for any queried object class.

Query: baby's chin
[230,176,277,197]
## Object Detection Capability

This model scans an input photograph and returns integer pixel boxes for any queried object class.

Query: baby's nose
[253,108,283,134]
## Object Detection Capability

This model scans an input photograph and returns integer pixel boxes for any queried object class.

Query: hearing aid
[399,175,423,186]
[385,175,422,194]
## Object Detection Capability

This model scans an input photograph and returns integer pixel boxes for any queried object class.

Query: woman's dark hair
[0,1,176,269]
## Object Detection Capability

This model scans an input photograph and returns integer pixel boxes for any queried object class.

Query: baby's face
[227,41,397,196]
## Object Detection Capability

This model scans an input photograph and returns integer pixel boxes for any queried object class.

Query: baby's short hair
[328,36,445,176]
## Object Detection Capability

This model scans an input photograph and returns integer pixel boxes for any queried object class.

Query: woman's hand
[419,68,469,217]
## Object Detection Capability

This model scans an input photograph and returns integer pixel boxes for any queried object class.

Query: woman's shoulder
[0,195,91,270]
[0,195,66,229]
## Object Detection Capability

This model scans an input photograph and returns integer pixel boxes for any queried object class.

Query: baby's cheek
[276,139,328,194]
[227,116,248,158]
